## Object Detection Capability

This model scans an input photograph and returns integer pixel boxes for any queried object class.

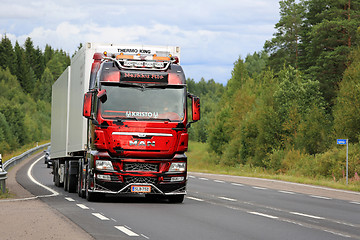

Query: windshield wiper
[147,118,173,122]
[113,117,138,122]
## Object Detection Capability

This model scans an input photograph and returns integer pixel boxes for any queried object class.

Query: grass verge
[187,141,360,192]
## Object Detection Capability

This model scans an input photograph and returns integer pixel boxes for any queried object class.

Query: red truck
[51,43,200,203]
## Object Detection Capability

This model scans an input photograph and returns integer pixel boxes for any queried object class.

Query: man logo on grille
[129,140,155,147]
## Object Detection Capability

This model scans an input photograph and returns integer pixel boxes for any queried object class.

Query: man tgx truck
[51,43,200,203]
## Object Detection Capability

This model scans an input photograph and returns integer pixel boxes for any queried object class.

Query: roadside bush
[263,148,285,172]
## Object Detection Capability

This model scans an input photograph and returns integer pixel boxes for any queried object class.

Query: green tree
[333,47,360,142]
[273,66,327,152]
[14,41,35,94]
[264,0,304,71]
[34,67,53,101]
[46,51,70,81]
[0,34,16,73]
[187,78,224,143]
[301,0,360,107]
[244,51,269,78]
[44,44,54,65]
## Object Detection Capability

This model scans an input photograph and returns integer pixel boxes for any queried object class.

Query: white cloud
[0,0,280,84]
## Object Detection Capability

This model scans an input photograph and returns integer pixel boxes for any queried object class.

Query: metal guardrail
[0,170,6,194]
[0,143,50,193]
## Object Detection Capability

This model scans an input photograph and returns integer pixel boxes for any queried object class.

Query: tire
[85,169,99,202]
[54,161,63,187]
[64,161,69,192]
[168,195,185,203]
[68,175,77,193]
[78,161,85,198]
[85,183,99,202]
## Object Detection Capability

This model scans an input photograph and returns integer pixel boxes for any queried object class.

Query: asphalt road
[18,155,360,240]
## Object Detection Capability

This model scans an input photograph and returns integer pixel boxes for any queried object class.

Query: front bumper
[90,174,187,195]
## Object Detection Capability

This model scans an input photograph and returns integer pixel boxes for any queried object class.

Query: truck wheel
[68,175,77,193]
[168,195,185,203]
[86,183,98,202]
[78,162,85,198]
[67,161,78,193]
[54,161,63,187]
[64,161,69,191]
[85,172,99,202]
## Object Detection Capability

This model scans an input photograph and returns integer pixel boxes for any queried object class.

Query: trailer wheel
[68,175,77,193]
[54,161,63,187]
[168,195,185,203]
[66,161,78,193]
[63,161,69,191]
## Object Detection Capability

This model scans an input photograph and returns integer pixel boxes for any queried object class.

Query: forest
[0,0,359,184]
[188,0,360,184]
[0,36,70,153]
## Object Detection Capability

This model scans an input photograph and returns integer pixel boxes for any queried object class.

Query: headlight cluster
[96,160,114,171]
[169,162,186,172]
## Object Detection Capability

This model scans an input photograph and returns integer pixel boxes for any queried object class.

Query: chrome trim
[112,132,173,137]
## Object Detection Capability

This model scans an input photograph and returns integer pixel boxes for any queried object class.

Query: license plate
[131,185,151,193]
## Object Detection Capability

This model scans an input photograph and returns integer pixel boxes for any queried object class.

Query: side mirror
[83,92,93,118]
[97,89,107,103]
[187,93,200,128]
[191,96,200,121]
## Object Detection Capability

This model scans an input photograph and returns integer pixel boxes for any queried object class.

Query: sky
[0,0,280,85]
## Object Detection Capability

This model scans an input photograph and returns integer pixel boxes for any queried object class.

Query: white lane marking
[27,156,59,197]
[218,196,237,202]
[77,204,89,210]
[199,177,209,181]
[248,211,278,219]
[188,176,195,178]
[231,183,244,187]
[290,212,325,220]
[278,190,296,195]
[214,180,225,183]
[92,213,110,221]
[115,226,139,237]
[310,195,332,200]
[334,221,355,227]
[141,234,150,239]
[187,196,204,202]
[252,186,267,190]
[65,197,75,202]
[350,201,360,205]
[189,172,360,196]
[324,230,351,238]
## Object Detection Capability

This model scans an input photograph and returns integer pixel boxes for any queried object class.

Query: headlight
[169,162,186,172]
[96,160,114,171]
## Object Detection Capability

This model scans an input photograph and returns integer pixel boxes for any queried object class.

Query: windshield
[100,85,186,121]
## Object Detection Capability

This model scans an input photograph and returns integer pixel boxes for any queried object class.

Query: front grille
[123,162,159,172]
[123,176,157,185]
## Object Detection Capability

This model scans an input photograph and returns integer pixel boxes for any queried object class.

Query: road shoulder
[0,152,93,240]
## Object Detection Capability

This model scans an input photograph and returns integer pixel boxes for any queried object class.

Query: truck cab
[81,50,200,202]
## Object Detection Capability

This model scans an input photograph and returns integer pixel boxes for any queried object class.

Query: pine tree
[301,0,360,108]
[264,0,305,71]
[0,34,16,73]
